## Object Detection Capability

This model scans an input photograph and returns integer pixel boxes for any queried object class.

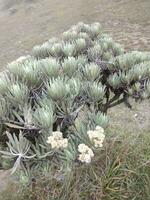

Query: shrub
[0,22,150,179]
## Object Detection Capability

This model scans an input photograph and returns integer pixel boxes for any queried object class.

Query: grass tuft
[1,129,149,200]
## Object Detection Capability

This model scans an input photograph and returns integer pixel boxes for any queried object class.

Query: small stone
[134,113,138,118]
[8,8,17,15]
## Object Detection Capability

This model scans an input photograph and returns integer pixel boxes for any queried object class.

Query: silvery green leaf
[112,43,124,56]
[46,77,70,100]
[50,43,63,57]
[4,123,25,130]
[63,42,76,57]
[62,57,79,77]
[0,72,11,95]
[108,73,121,89]
[1,131,33,174]
[74,38,86,53]
[6,82,29,105]
[68,78,81,97]
[94,112,108,128]
[88,44,102,61]
[90,22,102,38]
[84,63,100,81]
[74,22,91,33]
[78,32,89,40]
[87,82,105,102]
[34,104,54,129]
[32,41,54,58]
[21,59,42,87]
[62,30,78,41]
[40,57,60,78]
[113,51,150,71]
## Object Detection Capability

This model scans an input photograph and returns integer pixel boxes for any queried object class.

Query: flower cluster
[47,131,68,149]
[87,126,105,148]
[78,144,94,164]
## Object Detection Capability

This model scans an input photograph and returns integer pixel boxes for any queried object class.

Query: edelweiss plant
[0,22,150,176]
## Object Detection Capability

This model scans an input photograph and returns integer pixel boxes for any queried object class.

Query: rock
[8,7,17,15]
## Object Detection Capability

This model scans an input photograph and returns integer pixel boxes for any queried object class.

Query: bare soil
[0,0,150,69]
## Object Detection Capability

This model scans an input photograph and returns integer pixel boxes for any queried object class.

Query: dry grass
[1,129,150,200]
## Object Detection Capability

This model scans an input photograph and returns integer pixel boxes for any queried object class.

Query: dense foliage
[0,22,150,175]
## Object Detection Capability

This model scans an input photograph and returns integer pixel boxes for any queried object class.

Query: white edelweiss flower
[78,143,90,153]
[51,140,58,149]
[87,127,105,148]
[52,131,63,138]
[98,132,105,140]
[95,126,104,134]
[87,130,95,139]
[94,139,103,148]
[84,154,92,163]
[78,143,94,164]
[79,153,92,164]
[78,153,85,162]
[47,131,68,149]
[87,130,100,140]
[46,136,54,144]
[88,148,94,157]
[62,138,68,148]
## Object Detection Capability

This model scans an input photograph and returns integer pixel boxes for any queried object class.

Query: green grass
[1,128,150,200]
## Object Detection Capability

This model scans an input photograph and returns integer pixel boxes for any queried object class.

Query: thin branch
[106,94,121,105]
[3,119,40,131]
[107,98,125,109]
[101,93,121,112]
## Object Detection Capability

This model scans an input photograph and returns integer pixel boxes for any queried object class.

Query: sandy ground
[0,0,150,194]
